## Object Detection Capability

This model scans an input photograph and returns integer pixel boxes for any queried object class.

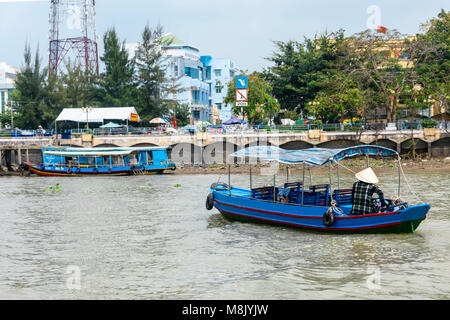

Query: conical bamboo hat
[355,168,379,184]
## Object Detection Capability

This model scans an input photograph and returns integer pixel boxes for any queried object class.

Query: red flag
[377,26,387,34]
[173,116,177,129]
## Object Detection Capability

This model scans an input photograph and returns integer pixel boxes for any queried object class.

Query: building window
[215,86,222,94]
[216,103,222,110]
[174,65,178,76]
[214,69,222,77]
[229,70,235,78]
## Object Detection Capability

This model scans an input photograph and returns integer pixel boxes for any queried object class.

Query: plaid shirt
[351,181,385,215]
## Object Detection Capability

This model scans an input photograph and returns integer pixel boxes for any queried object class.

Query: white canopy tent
[56,107,141,124]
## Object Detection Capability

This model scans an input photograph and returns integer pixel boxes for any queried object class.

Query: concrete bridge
[1,129,449,168]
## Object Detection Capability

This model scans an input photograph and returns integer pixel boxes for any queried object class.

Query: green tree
[61,60,96,109]
[97,27,136,107]
[346,29,417,123]
[224,72,280,125]
[169,103,191,127]
[263,30,349,114]
[41,72,67,128]
[410,9,449,110]
[134,24,179,123]
[12,44,47,129]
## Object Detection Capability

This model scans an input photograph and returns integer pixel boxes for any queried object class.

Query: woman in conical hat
[351,168,386,215]
[355,168,379,184]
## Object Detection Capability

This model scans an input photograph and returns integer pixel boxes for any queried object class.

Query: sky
[0,0,448,72]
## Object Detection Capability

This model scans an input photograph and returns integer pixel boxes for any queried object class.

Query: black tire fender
[206,193,214,210]
[323,208,335,227]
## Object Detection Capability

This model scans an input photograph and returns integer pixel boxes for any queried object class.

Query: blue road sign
[236,76,248,89]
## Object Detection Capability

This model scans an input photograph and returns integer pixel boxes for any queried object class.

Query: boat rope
[327,200,344,214]
[335,161,357,174]
[397,156,425,204]
[336,158,424,205]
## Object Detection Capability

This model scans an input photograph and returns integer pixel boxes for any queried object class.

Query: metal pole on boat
[286,165,289,183]
[398,157,401,196]
[250,165,252,190]
[273,174,276,202]
[228,164,231,195]
[337,161,340,190]
[301,162,305,205]
[308,165,312,186]
[366,155,369,168]
[329,161,332,189]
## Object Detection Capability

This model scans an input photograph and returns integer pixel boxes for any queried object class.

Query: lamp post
[82,106,93,133]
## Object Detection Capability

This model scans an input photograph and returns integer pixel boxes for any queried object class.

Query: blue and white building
[200,56,237,122]
[126,34,237,124]
[0,62,18,120]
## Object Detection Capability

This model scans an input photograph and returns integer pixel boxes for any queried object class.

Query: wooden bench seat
[251,186,275,201]
[333,188,353,205]
[284,182,303,203]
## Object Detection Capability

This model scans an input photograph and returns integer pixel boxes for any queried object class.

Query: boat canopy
[44,150,134,157]
[65,147,169,152]
[231,145,398,166]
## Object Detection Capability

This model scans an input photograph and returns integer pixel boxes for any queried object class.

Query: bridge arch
[203,141,239,165]
[280,140,313,150]
[93,143,120,148]
[369,139,397,151]
[130,143,159,147]
[244,140,273,148]
[169,143,202,165]
[400,138,428,156]
[431,137,450,157]
[316,139,358,149]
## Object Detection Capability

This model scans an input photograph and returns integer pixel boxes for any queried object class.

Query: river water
[0,169,449,300]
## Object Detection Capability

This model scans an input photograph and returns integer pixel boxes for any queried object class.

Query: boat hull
[27,164,167,177]
[212,189,429,234]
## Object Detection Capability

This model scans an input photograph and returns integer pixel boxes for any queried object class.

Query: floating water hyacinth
[174,184,182,188]
[45,184,61,193]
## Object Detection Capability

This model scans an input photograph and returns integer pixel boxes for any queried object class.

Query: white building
[126,34,237,124]
[0,62,18,116]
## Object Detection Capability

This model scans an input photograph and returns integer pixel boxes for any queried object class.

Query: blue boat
[206,145,430,234]
[24,146,176,176]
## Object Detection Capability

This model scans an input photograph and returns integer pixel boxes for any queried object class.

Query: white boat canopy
[55,107,141,123]
[231,145,399,166]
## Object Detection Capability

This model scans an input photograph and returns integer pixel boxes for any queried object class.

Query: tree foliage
[263,30,349,114]
[224,72,280,125]
[97,27,136,107]
[134,24,180,123]
[12,44,47,129]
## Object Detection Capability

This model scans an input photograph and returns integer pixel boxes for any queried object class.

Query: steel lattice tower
[49,0,99,76]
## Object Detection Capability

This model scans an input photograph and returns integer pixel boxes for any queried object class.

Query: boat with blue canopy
[23,146,176,176]
[205,145,430,234]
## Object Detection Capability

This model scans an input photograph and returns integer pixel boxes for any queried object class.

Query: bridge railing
[1,121,449,139]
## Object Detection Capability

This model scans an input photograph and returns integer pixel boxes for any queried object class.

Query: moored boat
[23,146,176,176]
[206,145,430,234]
